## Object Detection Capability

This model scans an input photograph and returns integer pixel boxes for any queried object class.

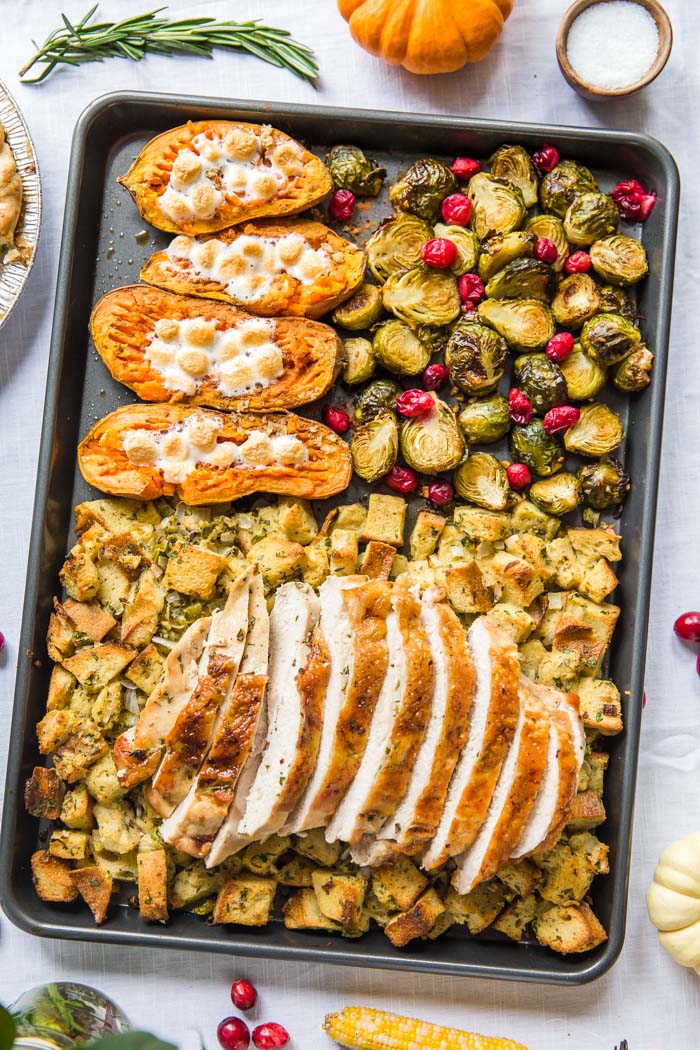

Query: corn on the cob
[323,1006,529,1050]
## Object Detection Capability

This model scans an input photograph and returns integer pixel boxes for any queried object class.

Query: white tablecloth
[1,1,699,1046]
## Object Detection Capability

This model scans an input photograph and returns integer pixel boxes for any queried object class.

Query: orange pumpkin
[338,0,513,74]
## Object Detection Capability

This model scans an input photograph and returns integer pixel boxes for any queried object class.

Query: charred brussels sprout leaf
[551,274,601,329]
[433,222,480,275]
[327,144,386,197]
[466,173,527,239]
[489,145,539,208]
[414,323,453,354]
[509,419,566,477]
[513,353,568,414]
[400,394,464,473]
[342,337,375,386]
[445,318,508,395]
[539,160,598,218]
[458,393,510,444]
[389,158,457,222]
[367,215,435,284]
[564,192,619,246]
[454,452,510,510]
[529,473,581,516]
[590,235,649,286]
[355,378,402,423]
[598,284,637,323]
[577,457,630,509]
[580,312,641,366]
[382,266,461,326]
[485,258,557,303]
[563,402,624,457]
[332,282,384,330]
[351,409,399,483]
[372,319,431,376]
[477,230,536,281]
[478,298,555,352]
[612,345,654,392]
[560,348,608,401]
[525,214,568,270]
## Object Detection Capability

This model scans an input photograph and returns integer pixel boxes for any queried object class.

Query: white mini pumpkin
[647,831,700,972]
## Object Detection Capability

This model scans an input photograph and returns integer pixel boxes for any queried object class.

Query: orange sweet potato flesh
[90,285,345,412]
[140,218,367,319]
[118,120,333,235]
[78,403,353,505]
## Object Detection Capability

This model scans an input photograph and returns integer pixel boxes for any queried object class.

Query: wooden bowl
[556,0,673,100]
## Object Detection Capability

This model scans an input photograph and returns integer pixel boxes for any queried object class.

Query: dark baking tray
[0,92,679,984]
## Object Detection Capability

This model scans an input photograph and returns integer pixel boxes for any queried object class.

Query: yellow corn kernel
[323,1006,529,1050]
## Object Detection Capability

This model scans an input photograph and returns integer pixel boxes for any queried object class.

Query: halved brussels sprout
[564,192,619,246]
[563,403,624,457]
[489,145,539,208]
[477,230,536,281]
[382,266,461,326]
[577,457,630,509]
[612,345,654,392]
[351,409,399,483]
[342,337,375,386]
[389,158,457,222]
[485,258,557,303]
[529,473,581,516]
[580,312,641,366]
[445,319,508,395]
[551,274,601,329]
[414,323,453,354]
[433,222,480,275]
[509,419,566,477]
[525,214,568,270]
[478,298,555,352]
[539,160,598,218]
[454,452,510,511]
[327,144,386,197]
[513,353,568,414]
[560,347,607,401]
[466,173,527,239]
[367,215,435,283]
[400,394,464,473]
[590,235,649,286]
[458,393,510,445]
[372,319,431,376]
[332,282,384,330]
[598,284,637,323]
[355,378,401,423]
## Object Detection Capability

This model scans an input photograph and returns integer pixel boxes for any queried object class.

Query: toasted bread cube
[497,859,541,898]
[370,855,428,912]
[403,558,439,591]
[247,535,305,591]
[435,524,475,567]
[75,497,160,534]
[53,723,109,784]
[534,901,607,954]
[546,537,583,591]
[275,856,316,888]
[344,906,372,938]
[164,542,224,599]
[536,835,608,904]
[361,494,406,547]
[49,828,90,861]
[330,528,359,576]
[47,665,77,712]
[63,642,136,691]
[312,870,368,926]
[31,849,78,902]
[505,532,556,584]
[390,553,409,579]
[444,561,493,614]
[213,875,276,926]
[92,844,138,881]
[283,887,340,932]
[36,709,77,755]
[445,880,506,934]
[587,752,609,798]
[511,500,560,540]
[121,568,166,648]
[518,638,547,680]
[578,558,618,604]
[384,888,445,947]
[293,828,341,867]
[170,863,225,909]
[487,602,535,644]
[96,560,132,617]
[537,648,580,690]
[575,678,623,735]
[426,908,455,940]
[359,540,396,580]
[567,526,621,565]
[301,541,330,588]
[334,503,367,533]
[241,834,291,875]
[25,766,64,819]
[60,783,94,830]
[84,752,124,804]
[62,599,116,642]
[93,801,140,855]
[98,534,148,580]
[409,511,446,561]
[569,831,609,875]
[532,602,564,648]
[69,865,113,924]
[278,497,318,544]
[60,550,100,601]
[91,681,122,732]
[493,894,538,941]
[490,551,544,608]
[453,505,514,542]
[553,593,619,676]
[137,849,169,921]
[68,687,94,722]
[47,610,77,662]
[567,790,607,832]
[364,889,398,928]
[124,643,165,696]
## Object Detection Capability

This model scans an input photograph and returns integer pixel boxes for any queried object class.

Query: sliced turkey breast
[451,681,550,895]
[421,616,520,872]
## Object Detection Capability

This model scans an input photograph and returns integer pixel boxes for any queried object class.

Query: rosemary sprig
[19,5,319,86]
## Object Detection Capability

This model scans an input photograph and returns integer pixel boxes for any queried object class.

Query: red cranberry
[508,388,533,425]
[252,1023,289,1049]
[396,388,435,418]
[422,237,458,269]
[611,179,657,221]
[674,612,700,644]
[322,404,351,434]
[441,193,473,226]
[506,463,532,491]
[532,144,559,173]
[564,250,591,274]
[230,980,257,1012]
[545,332,575,362]
[428,480,454,506]
[642,691,647,709]
[422,363,448,391]
[384,465,418,494]
[0,631,4,651]
[329,189,355,221]
[533,237,558,264]
[217,1018,250,1050]
[543,405,580,434]
[457,273,485,309]
[451,157,481,181]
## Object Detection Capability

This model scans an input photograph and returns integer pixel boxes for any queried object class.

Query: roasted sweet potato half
[140,218,367,319]
[78,403,352,505]
[90,286,345,412]
[118,120,332,235]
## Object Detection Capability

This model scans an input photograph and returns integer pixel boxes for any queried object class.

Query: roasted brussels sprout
[342,337,375,386]
[560,348,607,401]
[580,312,642,366]
[454,452,510,510]
[513,353,568,414]
[612,345,654,392]
[539,160,598,218]
[477,230,536,281]
[466,173,527,239]
[332,282,384,330]
[478,298,555,352]
[458,393,510,444]
[598,284,637,323]
[529,473,581,516]
[489,145,539,208]
[509,419,566,477]
[485,258,557,303]
[400,394,464,473]
[433,222,479,275]
[327,144,386,197]
[372,319,431,376]
[382,266,461,326]
[389,158,457,222]
[551,274,601,329]
[525,214,568,270]
[590,235,649,286]
[445,319,508,395]
[564,192,619,246]
[355,378,401,423]
[350,409,398,483]
[367,215,434,284]
[577,457,630,509]
[563,402,624,457]
[414,323,453,354]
